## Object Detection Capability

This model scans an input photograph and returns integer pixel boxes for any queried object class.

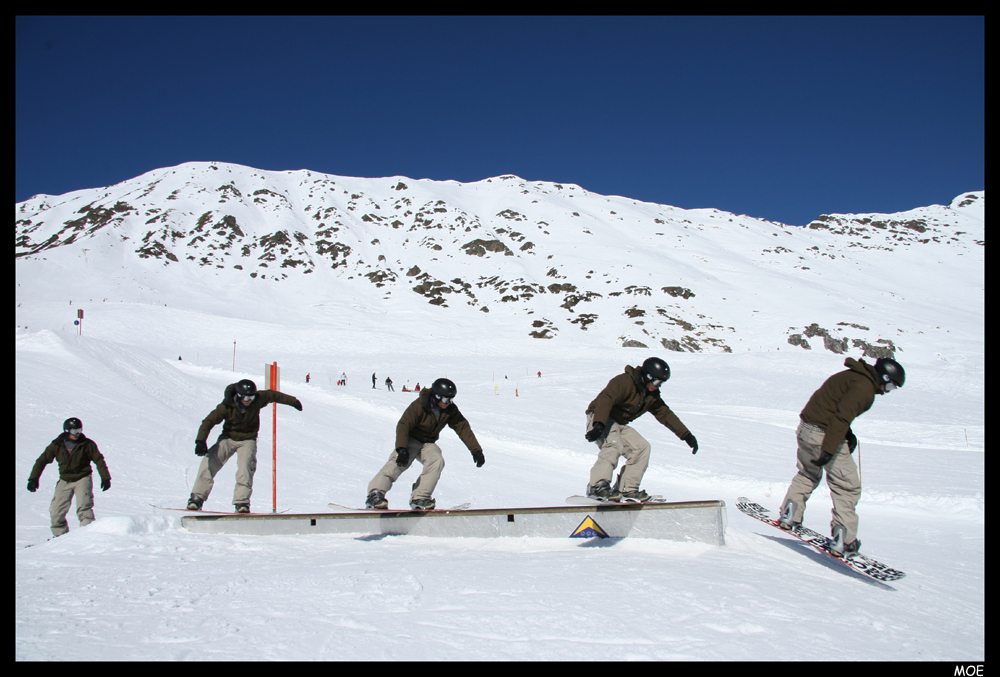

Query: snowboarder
[187,379,302,513]
[584,357,698,502]
[365,378,485,510]
[385,376,394,392]
[27,417,112,538]
[778,357,905,557]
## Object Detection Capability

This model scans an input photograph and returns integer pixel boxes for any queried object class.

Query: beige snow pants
[368,437,445,502]
[586,413,651,493]
[190,438,258,507]
[49,475,95,537]
[781,420,862,543]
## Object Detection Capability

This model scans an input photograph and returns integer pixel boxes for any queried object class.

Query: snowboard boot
[619,489,651,503]
[186,495,204,511]
[829,524,861,558]
[778,500,799,531]
[234,503,250,514]
[587,479,622,502]
[365,489,388,510]
[409,497,436,511]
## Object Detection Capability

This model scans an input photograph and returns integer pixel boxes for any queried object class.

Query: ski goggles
[240,393,257,402]
[880,375,899,392]
[436,395,453,405]
[67,428,82,436]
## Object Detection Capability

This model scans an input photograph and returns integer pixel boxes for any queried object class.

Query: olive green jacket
[800,357,881,455]
[586,365,690,439]
[29,433,111,484]
[197,383,301,443]
[395,388,482,453]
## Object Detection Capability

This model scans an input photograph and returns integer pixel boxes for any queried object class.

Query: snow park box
[180,500,727,545]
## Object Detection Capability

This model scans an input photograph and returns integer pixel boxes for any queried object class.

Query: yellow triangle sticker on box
[570,515,610,539]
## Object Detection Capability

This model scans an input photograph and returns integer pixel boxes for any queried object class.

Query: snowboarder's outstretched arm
[27,441,58,489]
[196,404,227,443]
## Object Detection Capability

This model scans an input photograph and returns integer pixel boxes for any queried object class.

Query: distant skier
[306,373,310,384]
[341,372,348,386]
[187,379,302,513]
[372,372,377,389]
[778,357,905,557]
[584,357,698,502]
[365,378,485,510]
[27,418,112,538]
[385,376,394,392]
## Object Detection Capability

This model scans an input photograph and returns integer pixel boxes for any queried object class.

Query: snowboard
[151,504,290,515]
[327,501,471,513]
[565,494,667,506]
[736,497,905,582]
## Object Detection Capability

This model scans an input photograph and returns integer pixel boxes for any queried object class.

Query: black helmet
[235,379,258,400]
[874,358,905,390]
[640,357,671,386]
[63,417,83,433]
[431,378,457,402]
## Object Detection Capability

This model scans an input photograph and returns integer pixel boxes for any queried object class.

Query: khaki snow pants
[190,438,258,507]
[781,420,862,543]
[50,475,95,537]
[368,437,445,502]
[586,413,651,493]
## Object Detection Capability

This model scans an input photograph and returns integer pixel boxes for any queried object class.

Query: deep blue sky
[16,16,983,225]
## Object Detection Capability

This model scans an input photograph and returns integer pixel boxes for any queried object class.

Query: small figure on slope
[778,357,905,557]
[27,417,112,538]
[187,379,302,514]
[366,378,485,511]
[584,357,698,502]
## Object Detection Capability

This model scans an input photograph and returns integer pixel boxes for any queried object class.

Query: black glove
[195,440,208,456]
[471,450,485,467]
[811,451,834,467]
[101,477,111,492]
[27,478,38,493]
[292,399,303,411]
[395,447,410,467]
[682,432,699,454]
[585,422,606,443]
[845,430,858,453]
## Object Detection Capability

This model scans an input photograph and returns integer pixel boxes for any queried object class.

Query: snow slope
[15,166,983,661]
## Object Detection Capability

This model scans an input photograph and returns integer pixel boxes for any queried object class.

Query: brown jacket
[29,433,111,484]
[197,383,301,443]
[800,357,881,455]
[586,365,690,439]
[395,388,482,452]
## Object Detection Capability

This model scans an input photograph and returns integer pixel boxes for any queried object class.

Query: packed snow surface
[15,166,983,661]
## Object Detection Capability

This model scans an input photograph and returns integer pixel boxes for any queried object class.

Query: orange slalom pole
[272,362,278,513]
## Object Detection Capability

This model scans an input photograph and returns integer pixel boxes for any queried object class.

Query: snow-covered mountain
[15,163,984,660]
[15,162,984,361]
